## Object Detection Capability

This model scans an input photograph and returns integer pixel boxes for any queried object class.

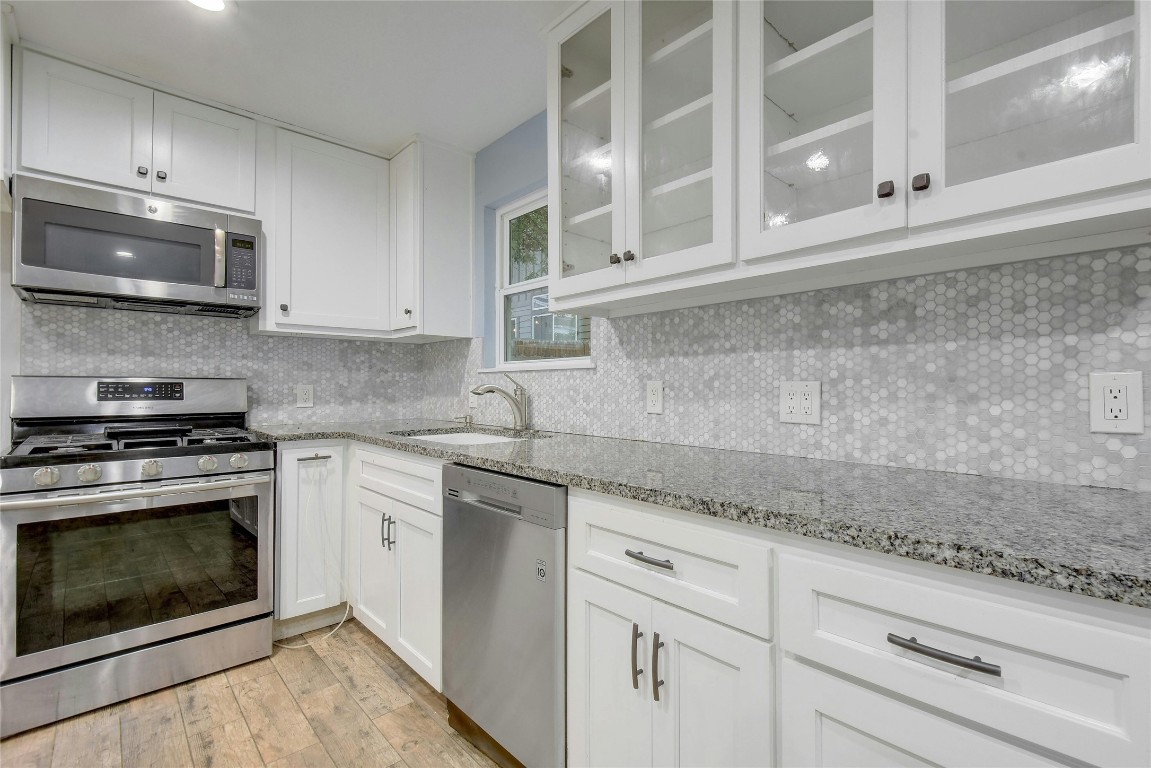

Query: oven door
[13,175,233,306]
[0,473,273,681]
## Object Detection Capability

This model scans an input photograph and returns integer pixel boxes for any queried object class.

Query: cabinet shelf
[648,167,713,199]
[565,203,613,242]
[563,80,612,137]
[763,17,873,124]
[766,111,873,158]
[645,18,713,67]
[947,15,1135,95]
[646,94,713,133]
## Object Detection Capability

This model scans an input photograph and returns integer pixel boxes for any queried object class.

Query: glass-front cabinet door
[738,0,908,263]
[907,0,1150,227]
[622,0,734,284]
[549,0,735,300]
[549,2,626,298]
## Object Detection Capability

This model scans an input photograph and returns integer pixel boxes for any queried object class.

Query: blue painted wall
[472,111,547,367]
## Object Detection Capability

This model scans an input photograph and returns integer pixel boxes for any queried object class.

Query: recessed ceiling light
[115,251,134,258]
[187,0,225,11]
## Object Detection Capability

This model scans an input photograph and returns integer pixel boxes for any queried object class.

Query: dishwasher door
[442,464,566,768]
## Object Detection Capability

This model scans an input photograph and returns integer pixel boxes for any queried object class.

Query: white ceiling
[8,0,570,157]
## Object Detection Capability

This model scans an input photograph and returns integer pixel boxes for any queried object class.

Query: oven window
[14,499,259,656]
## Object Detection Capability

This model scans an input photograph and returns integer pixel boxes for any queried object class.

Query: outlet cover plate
[780,380,821,425]
[646,380,664,415]
[295,384,314,408]
[1090,372,1143,433]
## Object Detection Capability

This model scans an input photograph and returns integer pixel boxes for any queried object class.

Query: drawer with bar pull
[777,551,1151,767]
[568,490,773,640]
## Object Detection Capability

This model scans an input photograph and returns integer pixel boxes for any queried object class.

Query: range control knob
[33,467,60,487]
[77,464,102,483]
[229,454,249,469]
[141,459,164,478]
[197,455,219,472]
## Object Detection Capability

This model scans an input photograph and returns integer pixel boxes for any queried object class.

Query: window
[497,192,591,368]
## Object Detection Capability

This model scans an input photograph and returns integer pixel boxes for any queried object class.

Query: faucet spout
[469,383,528,430]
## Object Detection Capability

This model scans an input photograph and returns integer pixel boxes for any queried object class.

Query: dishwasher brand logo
[536,559,547,582]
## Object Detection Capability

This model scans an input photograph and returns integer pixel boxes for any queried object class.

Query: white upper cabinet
[256,134,472,341]
[906,0,1151,226]
[548,0,735,299]
[272,129,391,332]
[738,1,908,261]
[20,50,153,194]
[19,50,256,211]
[151,92,256,212]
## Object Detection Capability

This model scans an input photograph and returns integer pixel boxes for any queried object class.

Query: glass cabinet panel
[638,1,715,260]
[759,1,875,230]
[943,1,1135,186]
[559,9,615,280]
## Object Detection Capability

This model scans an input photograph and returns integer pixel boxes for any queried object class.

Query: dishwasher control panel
[443,464,567,530]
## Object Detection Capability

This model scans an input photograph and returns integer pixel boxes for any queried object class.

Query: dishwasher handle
[454,496,522,519]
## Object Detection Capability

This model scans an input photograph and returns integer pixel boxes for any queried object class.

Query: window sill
[478,359,596,373]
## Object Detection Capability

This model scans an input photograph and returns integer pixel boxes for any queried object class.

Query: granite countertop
[252,419,1151,608]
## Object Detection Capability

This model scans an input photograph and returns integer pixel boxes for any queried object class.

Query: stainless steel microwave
[11,175,262,317]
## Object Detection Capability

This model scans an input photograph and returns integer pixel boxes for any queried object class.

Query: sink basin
[405,432,523,445]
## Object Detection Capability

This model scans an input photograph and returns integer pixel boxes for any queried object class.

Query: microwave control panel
[226,236,257,292]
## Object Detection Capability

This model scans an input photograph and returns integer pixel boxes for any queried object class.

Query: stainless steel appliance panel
[10,376,248,419]
[1,614,271,738]
[1,473,273,680]
[443,465,566,768]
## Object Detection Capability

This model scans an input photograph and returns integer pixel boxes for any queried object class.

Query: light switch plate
[1089,371,1143,434]
[780,380,821,425]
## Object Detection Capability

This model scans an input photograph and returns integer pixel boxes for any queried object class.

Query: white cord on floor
[273,456,355,650]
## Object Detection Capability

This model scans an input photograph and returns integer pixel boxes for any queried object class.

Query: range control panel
[97,381,184,401]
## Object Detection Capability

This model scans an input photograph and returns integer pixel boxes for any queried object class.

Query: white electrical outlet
[780,381,821,425]
[646,380,664,414]
[295,384,314,408]
[1090,372,1144,434]
[468,392,479,409]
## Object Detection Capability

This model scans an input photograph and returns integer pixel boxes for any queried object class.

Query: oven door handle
[0,474,272,511]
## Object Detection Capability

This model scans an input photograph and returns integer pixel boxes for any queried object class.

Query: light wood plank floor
[0,619,497,768]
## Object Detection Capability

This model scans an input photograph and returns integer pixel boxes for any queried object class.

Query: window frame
[492,190,593,372]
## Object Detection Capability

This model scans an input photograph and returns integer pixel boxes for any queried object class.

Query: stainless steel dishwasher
[442,464,566,768]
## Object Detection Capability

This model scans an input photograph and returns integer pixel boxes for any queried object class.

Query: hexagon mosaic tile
[19,308,424,425]
[18,244,1150,491]
[425,244,1151,492]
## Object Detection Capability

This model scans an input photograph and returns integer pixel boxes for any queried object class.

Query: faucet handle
[453,414,475,427]
[503,372,526,393]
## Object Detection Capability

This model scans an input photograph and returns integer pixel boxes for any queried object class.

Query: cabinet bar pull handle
[911,173,931,191]
[631,622,644,689]
[296,454,332,462]
[876,180,895,198]
[609,253,622,264]
[381,513,388,547]
[886,633,1001,677]
[652,632,665,701]
[386,517,396,550]
[625,549,674,570]
[622,250,635,261]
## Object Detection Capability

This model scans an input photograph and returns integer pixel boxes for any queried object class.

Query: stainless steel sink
[404,432,523,445]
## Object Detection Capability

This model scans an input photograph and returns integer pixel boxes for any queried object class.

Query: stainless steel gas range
[0,376,275,737]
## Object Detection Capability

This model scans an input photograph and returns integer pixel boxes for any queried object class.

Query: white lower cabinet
[781,660,1053,768]
[568,569,773,768]
[352,447,444,691]
[276,444,345,620]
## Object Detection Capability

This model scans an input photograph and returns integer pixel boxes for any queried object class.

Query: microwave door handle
[213,229,227,288]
